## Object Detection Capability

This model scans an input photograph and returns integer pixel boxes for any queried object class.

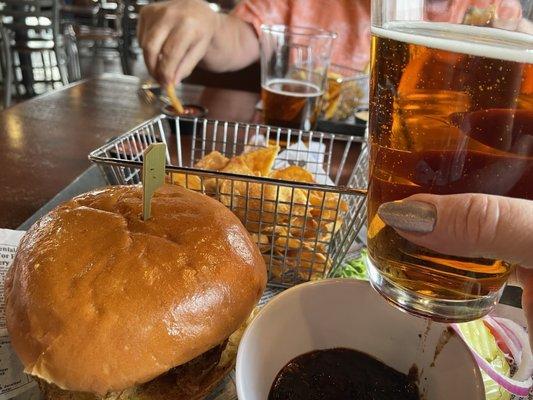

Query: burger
[5,184,267,399]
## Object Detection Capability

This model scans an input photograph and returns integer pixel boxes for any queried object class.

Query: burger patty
[38,340,231,400]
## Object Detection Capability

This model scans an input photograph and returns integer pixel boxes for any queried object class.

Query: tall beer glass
[260,25,336,130]
[368,0,533,322]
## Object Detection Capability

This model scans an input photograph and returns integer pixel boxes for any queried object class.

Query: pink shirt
[231,0,371,71]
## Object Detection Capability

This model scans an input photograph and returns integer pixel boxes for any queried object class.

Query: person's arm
[138,0,260,85]
[200,13,259,72]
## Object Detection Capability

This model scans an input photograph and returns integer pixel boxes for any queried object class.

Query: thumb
[377,193,533,267]
[514,266,533,350]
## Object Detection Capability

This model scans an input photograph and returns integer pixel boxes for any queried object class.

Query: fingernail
[497,0,519,19]
[377,200,437,234]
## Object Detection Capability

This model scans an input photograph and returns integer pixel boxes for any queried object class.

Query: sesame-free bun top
[5,185,266,395]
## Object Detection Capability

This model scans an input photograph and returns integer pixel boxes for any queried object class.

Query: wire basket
[89,115,369,288]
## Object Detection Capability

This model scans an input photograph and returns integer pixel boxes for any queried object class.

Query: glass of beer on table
[260,25,337,130]
[368,0,533,322]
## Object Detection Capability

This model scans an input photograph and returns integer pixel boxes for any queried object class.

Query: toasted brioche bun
[37,319,249,400]
[6,185,266,395]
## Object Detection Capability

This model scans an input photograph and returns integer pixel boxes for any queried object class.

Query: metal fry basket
[89,115,368,288]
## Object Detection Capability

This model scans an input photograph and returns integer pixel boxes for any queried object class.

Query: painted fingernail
[377,200,437,234]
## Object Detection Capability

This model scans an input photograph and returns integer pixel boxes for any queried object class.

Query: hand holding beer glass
[260,25,336,130]
[368,0,533,322]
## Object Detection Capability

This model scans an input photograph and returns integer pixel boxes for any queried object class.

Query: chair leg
[12,59,21,98]
[54,47,69,86]
[64,27,81,81]
[119,38,130,75]
[69,40,81,81]
[1,27,12,108]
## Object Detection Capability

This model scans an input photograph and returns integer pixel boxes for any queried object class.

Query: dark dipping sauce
[268,348,420,400]
[164,104,206,117]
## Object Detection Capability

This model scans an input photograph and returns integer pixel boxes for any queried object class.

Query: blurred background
[0,0,260,109]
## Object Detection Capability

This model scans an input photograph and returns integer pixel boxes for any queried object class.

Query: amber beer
[368,21,533,321]
[262,79,324,130]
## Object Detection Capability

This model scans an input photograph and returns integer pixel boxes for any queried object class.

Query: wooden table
[0,74,523,308]
[0,74,260,229]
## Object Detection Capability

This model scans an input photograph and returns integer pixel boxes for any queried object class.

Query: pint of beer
[260,25,336,130]
[368,1,533,322]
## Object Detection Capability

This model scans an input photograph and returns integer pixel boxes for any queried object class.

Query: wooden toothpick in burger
[142,142,166,221]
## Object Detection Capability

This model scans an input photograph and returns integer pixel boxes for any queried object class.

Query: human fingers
[377,193,533,267]
[137,5,147,46]
[174,36,211,83]
[494,0,522,29]
[142,23,173,80]
[157,25,197,85]
[515,266,533,349]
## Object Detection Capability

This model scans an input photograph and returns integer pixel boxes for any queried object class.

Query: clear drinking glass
[367,0,533,322]
[321,64,370,122]
[260,25,337,130]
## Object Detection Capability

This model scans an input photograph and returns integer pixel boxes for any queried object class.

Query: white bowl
[236,279,484,400]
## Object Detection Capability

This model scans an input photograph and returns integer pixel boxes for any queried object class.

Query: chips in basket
[170,173,203,191]
[195,150,229,171]
[321,68,369,121]
[240,145,279,176]
[269,165,315,183]
[170,144,347,283]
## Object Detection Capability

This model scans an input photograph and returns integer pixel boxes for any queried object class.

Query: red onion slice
[492,317,532,382]
[451,322,532,396]
[484,316,521,361]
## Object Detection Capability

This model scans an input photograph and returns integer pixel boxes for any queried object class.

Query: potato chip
[218,158,260,212]
[265,226,301,250]
[168,140,353,285]
[323,74,343,120]
[309,191,348,226]
[221,156,256,176]
[282,247,328,265]
[251,232,270,253]
[310,191,348,211]
[219,180,272,232]
[275,187,310,217]
[170,172,203,191]
[263,254,286,281]
[275,236,301,251]
[219,178,310,233]
[322,221,340,236]
[278,246,330,282]
[166,83,184,114]
[240,145,280,176]
[189,151,230,195]
[302,239,328,254]
[269,165,315,184]
[289,216,319,239]
[195,151,229,171]
[202,178,219,196]
[298,249,330,281]
[302,240,329,257]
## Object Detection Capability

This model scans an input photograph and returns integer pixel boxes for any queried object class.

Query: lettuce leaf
[457,320,512,400]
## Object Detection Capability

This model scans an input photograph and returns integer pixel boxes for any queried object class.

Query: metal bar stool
[0,20,13,108]
[122,0,151,64]
[0,0,75,102]
[64,0,130,75]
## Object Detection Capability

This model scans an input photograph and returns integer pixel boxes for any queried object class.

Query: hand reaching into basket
[137,0,259,85]
[377,193,533,348]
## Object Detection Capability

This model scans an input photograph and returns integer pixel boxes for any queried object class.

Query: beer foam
[372,21,533,64]
[262,79,324,97]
